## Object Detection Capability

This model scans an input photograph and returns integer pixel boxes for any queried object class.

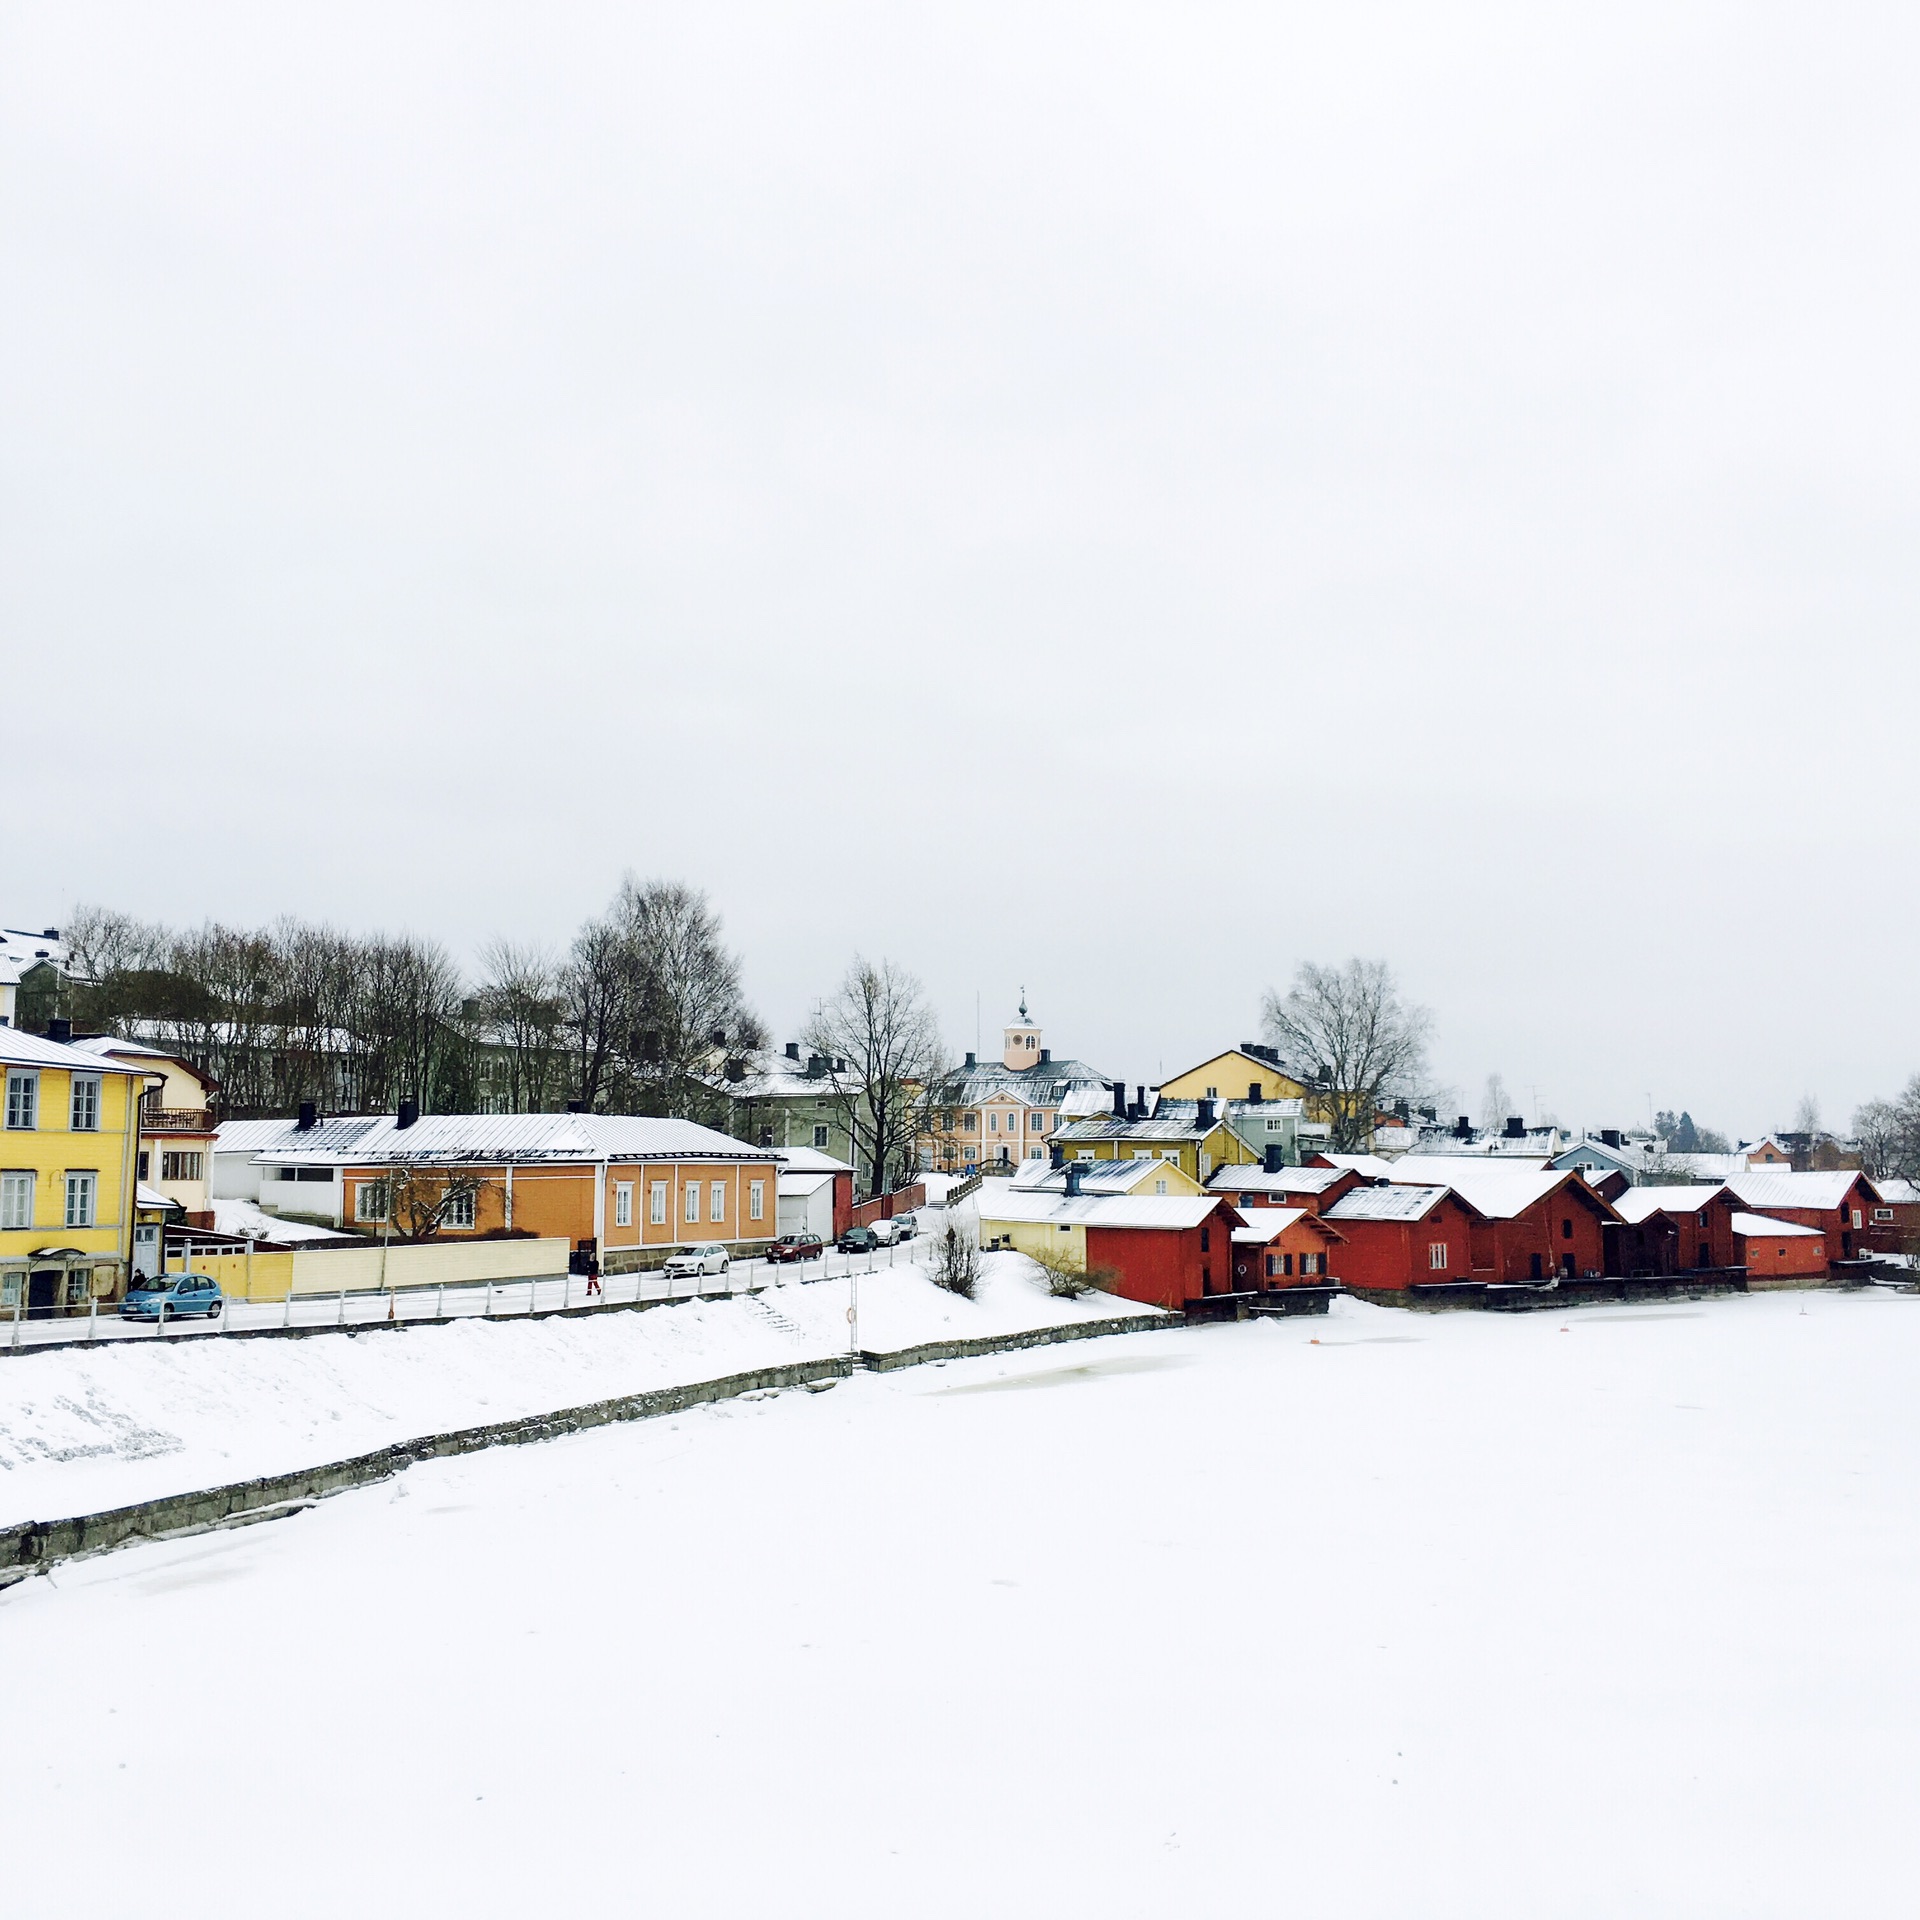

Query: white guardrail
[0,1234,942,1354]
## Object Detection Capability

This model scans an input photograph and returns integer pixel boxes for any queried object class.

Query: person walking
[585,1253,602,1299]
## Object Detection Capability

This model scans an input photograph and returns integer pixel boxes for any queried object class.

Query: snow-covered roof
[772,1146,853,1175]
[208,1200,356,1245]
[980,1189,1227,1231]
[217,1111,767,1167]
[1870,1177,1920,1206]
[0,1027,151,1074]
[1054,1114,1216,1144]
[1207,1165,1354,1197]
[1387,1157,1614,1222]
[777,1171,836,1198]
[1325,1184,1455,1223]
[1657,1152,1752,1180]
[135,1182,174,1209]
[1725,1170,1869,1211]
[1731,1211,1824,1239]
[944,1055,1115,1110]
[66,1033,173,1060]
[1612,1185,1730,1224]
[1229,1207,1341,1245]
[1011,1158,1184,1195]
[0,927,81,976]
[1318,1153,1398,1178]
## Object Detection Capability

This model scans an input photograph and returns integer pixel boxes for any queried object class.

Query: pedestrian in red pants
[585,1256,602,1299]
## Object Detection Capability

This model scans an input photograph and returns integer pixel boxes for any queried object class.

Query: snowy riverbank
[0,1252,1155,1524]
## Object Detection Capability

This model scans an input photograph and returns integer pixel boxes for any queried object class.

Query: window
[1159,1149,1179,1161]
[65,1270,89,1306]
[1200,1226,1211,1252]
[1428,1241,1449,1270]
[1025,1035,1036,1050]
[749,1180,765,1222]
[1204,1086,1218,1099]
[988,1113,998,1132]
[963,1114,976,1133]
[0,1274,17,1308]
[137,1153,150,1180]
[759,1128,774,1148]
[1301,1252,1320,1275]
[64,1171,96,1228]
[1561,1218,1573,1240]
[1027,1146,1043,1160]
[614,1182,633,1227]
[1075,1150,1094,1161]
[650,1181,667,1225]
[70,1075,100,1132]
[813,1124,830,1150]
[160,1151,204,1182]
[1875,1207,1894,1223]
[685,1183,700,1224]
[0,1171,32,1230]
[1154,1179,1168,1195]
[1198,1153,1213,1177]
[1266,1119,1285,1133]
[355,1181,390,1224]
[5,1072,37,1130]
[1034,1113,1048,1133]
[1266,1254,1279,1278]
[1852,1209,1864,1229]
[710,1181,726,1223]
[442,1189,476,1230]
[1131,1149,1150,1161]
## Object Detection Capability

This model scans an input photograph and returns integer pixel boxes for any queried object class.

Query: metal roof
[1208,1165,1351,1196]
[218,1111,766,1166]
[1725,1170,1870,1210]
[979,1189,1229,1230]
[1385,1158,1617,1222]
[0,1027,151,1074]
[1731,1211,1823,1238]
[1612,1185,1729,1224]
[1325,1185,1454,1223]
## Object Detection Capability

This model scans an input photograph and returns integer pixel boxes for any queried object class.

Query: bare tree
[477,939,567,1111]
[1478,1073,1512,1133]
[1853,1099,1903,1179]
[932,1220,980,1298]
[368,1164,499,1242]
[1793,1093,1822,1139]
[803,957,950,1199]
[1262,959,1432,1152]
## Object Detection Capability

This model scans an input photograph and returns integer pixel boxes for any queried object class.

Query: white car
[663,1246,731,1279]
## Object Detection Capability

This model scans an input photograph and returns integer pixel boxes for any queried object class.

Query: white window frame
[650,1181,668,1225]
[0,1170,32,1231]
[160,1150,204,1182]
[813,1124,831,1150]
[64,1171,97,1229]
[355,1180,390,1224]
[441,1188,476,1230]
[1428,1241,1449,1271]
[5,1071,37,1131]
[1852,1209,1863,1229]
[1301,1251,1320,1275]
[613,1181,633,1228]
[710,1180,726,1223]
[684,1183,700,1225]
[70,1074,101,1132]
[748,1180,765,1223]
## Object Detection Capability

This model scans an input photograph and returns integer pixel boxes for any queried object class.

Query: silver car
[662,1245,730,1279]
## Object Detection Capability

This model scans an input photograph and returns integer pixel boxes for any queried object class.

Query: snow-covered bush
[933,1224,979,1299]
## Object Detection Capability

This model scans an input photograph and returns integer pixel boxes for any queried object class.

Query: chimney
[1600,1127,1622,1149]
[832,1059,846,1074]
[808,1053,826,1076]
[1049,1142,1064,1169]
[1136,1085,1148,1116]
[296,1100,317,1132]
[723,1058,746,1083]
[1265,1142,1285,1174]
[461,997,480,1021]
[1064,1163,1084,1198]
[1503,1115,1525,1139]
[1197,1097,1217,1130]
[396,1097,420,1130]
[1038,1048,1051,1064]
[1456,1114,1472,1138]
[784,1042,800,1060]
[1111,1080,1127,1118]
[710,1028,727,1049]
[42,927,59,940]
[566,1098,586,1113]
[1248,1082,1263,1105]
[964,1051,977,1070]
[1127,1100,1144,1121]
[47,1017,71,1043]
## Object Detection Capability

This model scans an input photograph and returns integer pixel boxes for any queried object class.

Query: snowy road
[7,1286,1919,1917]
[0,1236,934,1352]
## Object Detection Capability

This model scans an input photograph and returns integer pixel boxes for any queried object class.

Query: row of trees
[1852,1079,1920,1181]
[62,879,762,1123]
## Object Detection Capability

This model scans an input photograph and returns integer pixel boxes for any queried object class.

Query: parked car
[120,1272,224,1321]
[766,1234,825,1264]
[662,1245,730,1279]
[890,1214,918,1242]
[837,1226,882,1254]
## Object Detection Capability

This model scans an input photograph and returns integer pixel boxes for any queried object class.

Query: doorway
[27,1269,60,1319]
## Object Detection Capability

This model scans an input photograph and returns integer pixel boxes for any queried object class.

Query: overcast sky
[6,4,1917,1138]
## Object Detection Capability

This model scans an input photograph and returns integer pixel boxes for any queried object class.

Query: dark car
[766,1234,825,1264]
[837,1226,882,1254]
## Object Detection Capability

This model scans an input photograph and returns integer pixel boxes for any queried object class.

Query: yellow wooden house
[1158,1047,1313,1108]
[0,1027,152,1317]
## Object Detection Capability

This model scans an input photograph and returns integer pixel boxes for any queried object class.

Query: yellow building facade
[1158,1049,1313,1107]
[0,1029,150,1316]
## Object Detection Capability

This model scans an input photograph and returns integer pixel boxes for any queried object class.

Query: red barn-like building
[1321,1183,1483,1292]
[1228,1207,1346,1290]
[1207,1164,1367,1215]
[1609,1185,1743,1274]
[1383,1159,1620,1283]
[1726,1170,1878,1265]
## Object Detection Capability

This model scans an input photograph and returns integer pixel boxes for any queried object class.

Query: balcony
[139,1107,214,1134]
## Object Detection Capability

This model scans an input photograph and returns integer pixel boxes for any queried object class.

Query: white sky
[6,4,1917,1139]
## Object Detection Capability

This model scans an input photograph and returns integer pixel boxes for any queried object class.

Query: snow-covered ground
[0,1252,1151,1525]
[9,1287,1920,1917]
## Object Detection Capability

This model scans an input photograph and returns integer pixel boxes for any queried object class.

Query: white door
[133,1223,160,1278]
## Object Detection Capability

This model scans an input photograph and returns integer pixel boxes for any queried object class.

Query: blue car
[120,1273,224,1321]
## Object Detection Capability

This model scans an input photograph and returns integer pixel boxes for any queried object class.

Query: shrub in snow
[1023,1242,1099,1300]
[933,1224,979,1299]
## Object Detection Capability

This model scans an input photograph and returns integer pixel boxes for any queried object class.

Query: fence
[1,1232,944,1355]
[848,1182,928,1231]
[167,1235,572,1303]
